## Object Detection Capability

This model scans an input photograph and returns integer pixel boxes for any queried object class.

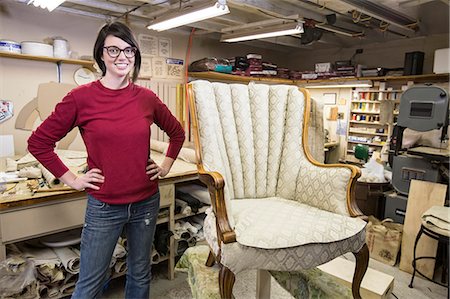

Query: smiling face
[102,35,135,81]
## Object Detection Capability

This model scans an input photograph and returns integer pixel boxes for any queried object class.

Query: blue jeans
[71,192,160,299]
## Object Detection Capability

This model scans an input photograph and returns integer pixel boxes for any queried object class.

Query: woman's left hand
[146,159,169,180]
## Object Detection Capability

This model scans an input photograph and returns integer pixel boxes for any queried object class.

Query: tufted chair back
[190,81,352,225]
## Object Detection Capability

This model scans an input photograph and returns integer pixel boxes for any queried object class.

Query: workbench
[0,150,198,280]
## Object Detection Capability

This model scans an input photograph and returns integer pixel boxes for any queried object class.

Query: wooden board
[317,257,394,299]
[399,180,447,278]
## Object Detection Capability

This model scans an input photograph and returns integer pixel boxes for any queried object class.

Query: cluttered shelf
[0,51,95,69]
[188,71,449,85]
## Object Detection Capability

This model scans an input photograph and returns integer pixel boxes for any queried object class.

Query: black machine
[385,84,449,223]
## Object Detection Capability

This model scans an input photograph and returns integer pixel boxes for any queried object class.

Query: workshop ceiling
[13,0,450,50]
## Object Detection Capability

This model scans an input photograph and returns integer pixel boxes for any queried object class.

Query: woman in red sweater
[28,22,185,298]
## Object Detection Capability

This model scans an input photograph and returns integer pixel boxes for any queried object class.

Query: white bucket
[53,38,69,58]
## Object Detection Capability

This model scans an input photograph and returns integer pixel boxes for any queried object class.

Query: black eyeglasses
[103,46,137,58]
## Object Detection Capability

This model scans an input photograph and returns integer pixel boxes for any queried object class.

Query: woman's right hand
[71,168,104,191]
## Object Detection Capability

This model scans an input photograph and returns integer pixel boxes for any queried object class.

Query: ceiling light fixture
[305,80,372,89]
[27,0,65,12]
[221,22,304,43]
[147,0,229,32]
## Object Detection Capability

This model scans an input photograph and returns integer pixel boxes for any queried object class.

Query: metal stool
[409,206,449,298]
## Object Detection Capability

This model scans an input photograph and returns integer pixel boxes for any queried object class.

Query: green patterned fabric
[270,269,352,299]
[175,245,352,299]
[175,246,220,299]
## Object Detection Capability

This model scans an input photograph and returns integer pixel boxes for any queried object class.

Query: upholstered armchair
[188,80,369,299]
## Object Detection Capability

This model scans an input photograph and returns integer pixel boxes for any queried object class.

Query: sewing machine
[385,84,449,223]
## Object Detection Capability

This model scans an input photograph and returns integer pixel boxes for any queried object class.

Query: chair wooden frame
[188,83,369,299]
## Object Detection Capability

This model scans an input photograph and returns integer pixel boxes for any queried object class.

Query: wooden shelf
[350,120,387,125]
[188,71,449,85]
[0,51,95,70]
[348,141,384,147]
[351,111,380,114]
[356,90,403,93]
[352,100,381,103]
[349,131,388,137]
[189,71,294,84]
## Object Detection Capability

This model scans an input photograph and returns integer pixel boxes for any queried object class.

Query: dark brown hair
[93,21,141,82]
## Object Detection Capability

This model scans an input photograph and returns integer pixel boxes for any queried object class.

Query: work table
[0,149,198,274]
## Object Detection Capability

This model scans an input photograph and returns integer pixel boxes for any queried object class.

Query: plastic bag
[0,256,38,299]
[359,156,387,183]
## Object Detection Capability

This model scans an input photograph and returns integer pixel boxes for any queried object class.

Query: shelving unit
[345,89,398,163]
[189,71,449,85]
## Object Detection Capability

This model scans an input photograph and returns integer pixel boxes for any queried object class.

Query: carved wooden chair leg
[206,250,216,267]
[219,264,235,299]
[352,243,369,299]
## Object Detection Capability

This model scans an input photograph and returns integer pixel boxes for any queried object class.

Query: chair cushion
[203,207,366,274]
[232,197,366,249]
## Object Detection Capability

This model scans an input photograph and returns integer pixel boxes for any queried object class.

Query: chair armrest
[304,160,366,218]
[198,168,236,244]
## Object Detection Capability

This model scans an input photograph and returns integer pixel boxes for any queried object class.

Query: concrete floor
[100,257,448,299]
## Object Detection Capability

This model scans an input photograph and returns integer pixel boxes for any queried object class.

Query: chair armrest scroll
[198,168,236,244]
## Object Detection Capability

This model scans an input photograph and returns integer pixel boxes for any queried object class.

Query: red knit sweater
[28,80,185,204]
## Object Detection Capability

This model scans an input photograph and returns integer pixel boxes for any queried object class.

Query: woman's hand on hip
[72,168,104,191]
[146,159,169,180]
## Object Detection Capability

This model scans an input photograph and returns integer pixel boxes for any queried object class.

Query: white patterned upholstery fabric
[190,80,364,252]
[204,208,365,274]
[232,198,365,249]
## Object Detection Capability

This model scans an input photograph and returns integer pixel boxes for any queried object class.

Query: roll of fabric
[174,239,189,256]
[176,191,203,213]
[114,259,127,275]
[187,236,197,247]
[175,199,192,215]
[118,237,128,249]
[154,229,173,256]
[109,256,117,269]
[150,139,168,153]
[38,164,63,188]
[18,166,42,179]
[37,263,64,284]
[6,158,17,172]
[53,247,80,274]
[39,284,49,298]
[113,243,127,259]
[176,184,210,205]
[151,251,161,264]
[59,281,76,296]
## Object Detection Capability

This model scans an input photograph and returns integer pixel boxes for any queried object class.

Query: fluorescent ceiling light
[147,0,230,32]
[221,22,304,43]
[306,80,372,89]
[27,0,65,12]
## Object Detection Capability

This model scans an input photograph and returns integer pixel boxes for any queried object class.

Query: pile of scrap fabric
[1,150,87,194]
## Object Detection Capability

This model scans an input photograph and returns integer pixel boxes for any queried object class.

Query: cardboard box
[317,257,394,299]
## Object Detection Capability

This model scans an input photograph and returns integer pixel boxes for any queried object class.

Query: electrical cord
[257,9,298,21]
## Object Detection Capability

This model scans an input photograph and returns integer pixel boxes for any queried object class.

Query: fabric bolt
[176,184,210,205]
[53,247,80,274]
[175,190,203,212]
[114,259,128,275]
[28,80,185,204]
[71,192,159,299]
